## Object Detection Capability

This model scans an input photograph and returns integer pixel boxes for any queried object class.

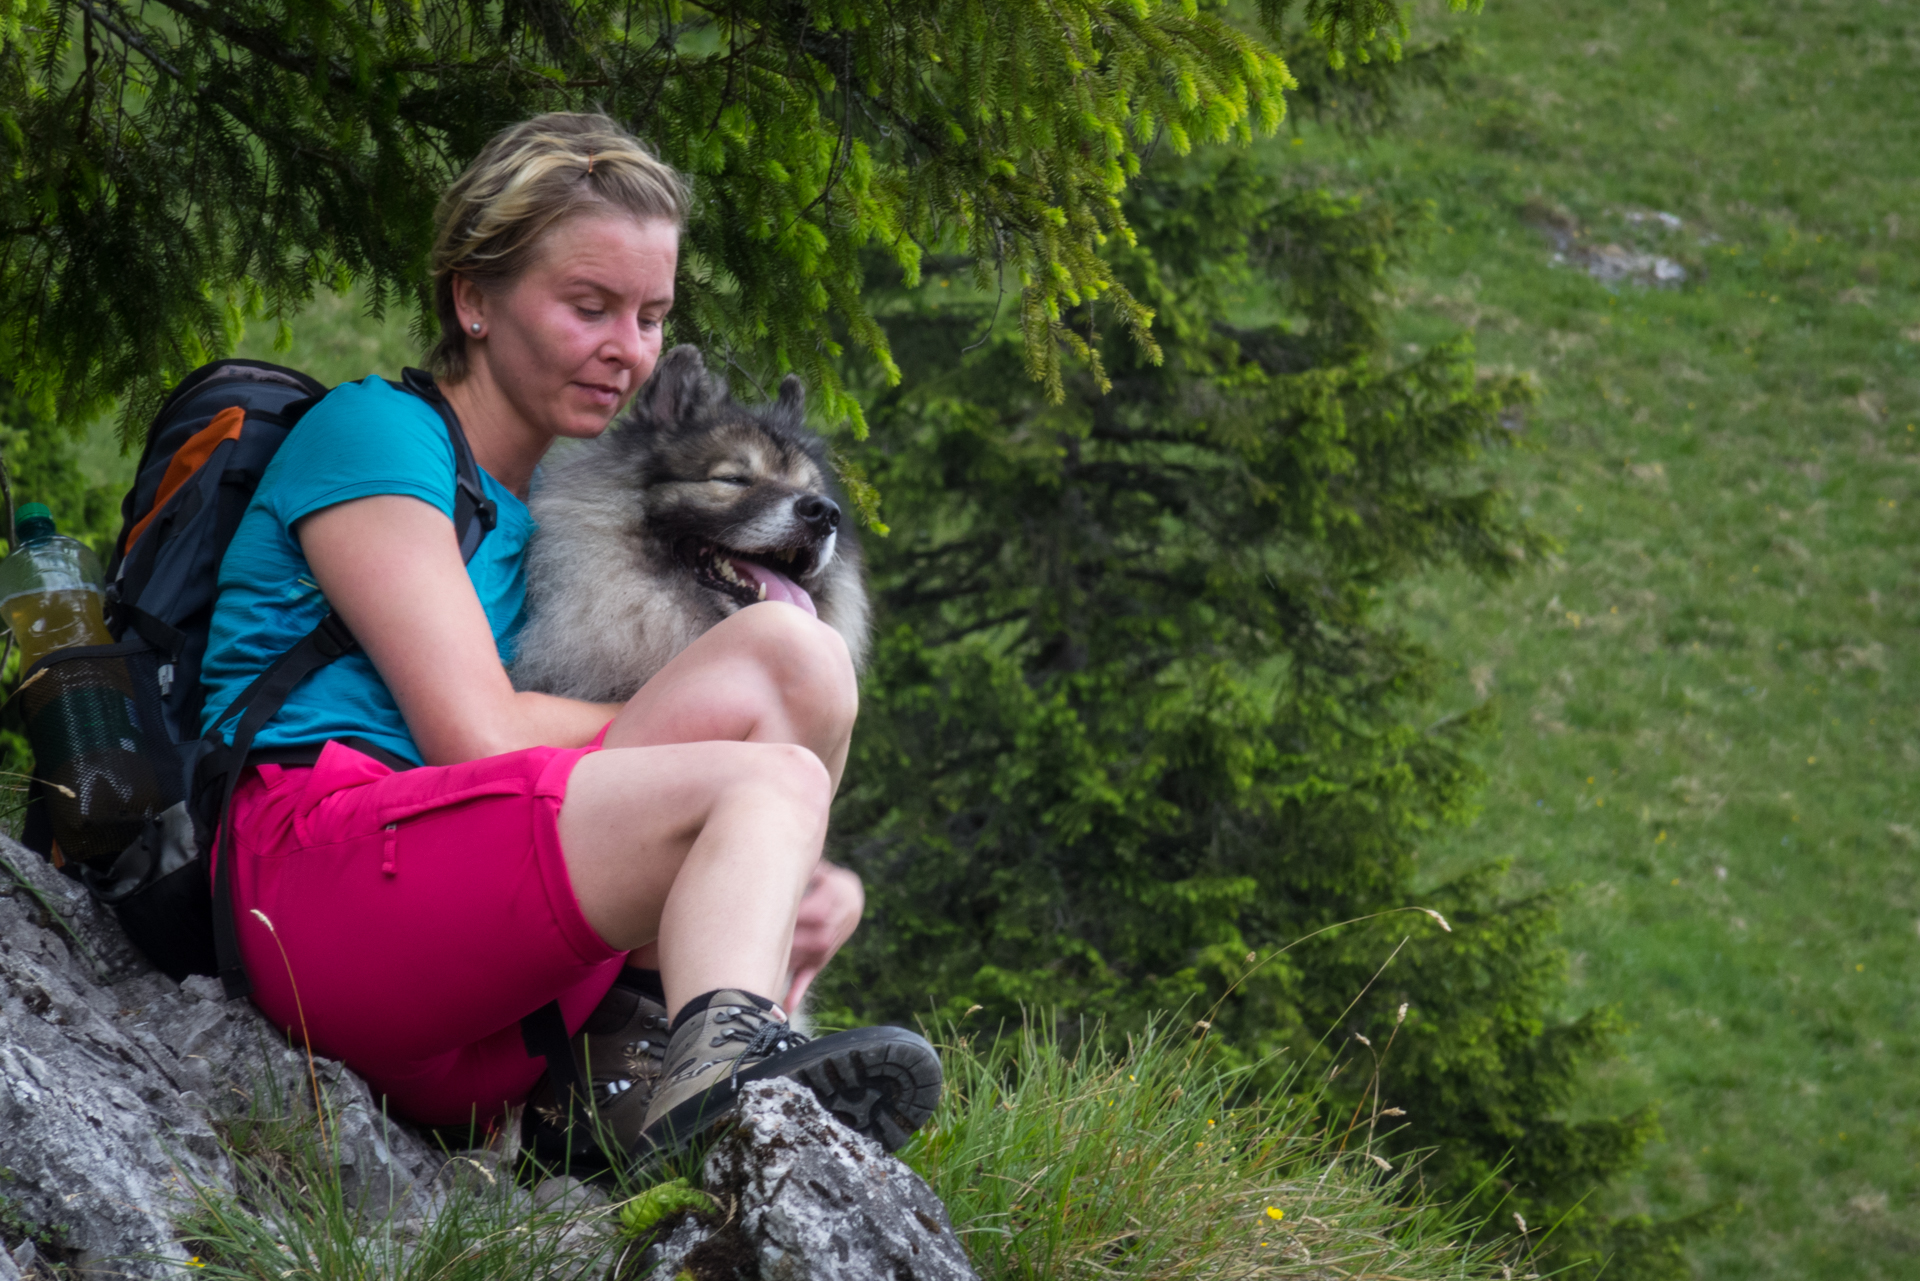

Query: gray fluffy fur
[512,346,869,702]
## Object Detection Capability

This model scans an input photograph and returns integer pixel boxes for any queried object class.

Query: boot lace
[712,1008,810,1089]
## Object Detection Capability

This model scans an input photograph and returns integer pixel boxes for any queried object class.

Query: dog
[510,345,870,703]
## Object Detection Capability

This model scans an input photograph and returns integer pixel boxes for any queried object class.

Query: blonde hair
[428,112,689,380]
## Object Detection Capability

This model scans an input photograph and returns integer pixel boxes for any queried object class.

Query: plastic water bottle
[0,504,160,864]
[0,504,115,665]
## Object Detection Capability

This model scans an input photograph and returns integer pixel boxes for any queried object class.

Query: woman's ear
[451,273,487,337]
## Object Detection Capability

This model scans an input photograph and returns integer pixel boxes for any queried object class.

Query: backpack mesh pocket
[18,643,180,866]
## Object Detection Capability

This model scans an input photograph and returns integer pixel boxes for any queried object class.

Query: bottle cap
[13,503,55,544]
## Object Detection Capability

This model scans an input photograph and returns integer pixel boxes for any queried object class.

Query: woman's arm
[299,493,616,764]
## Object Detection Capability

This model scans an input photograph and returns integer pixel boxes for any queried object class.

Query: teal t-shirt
[199,377,531,765]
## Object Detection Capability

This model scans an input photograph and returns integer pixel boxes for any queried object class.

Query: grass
[180,1045,627,1281]
[172,1026,1513,1281]
[185,1122,610,1281]
[1286,1,1920,1276]
[907,1020,1513,1280]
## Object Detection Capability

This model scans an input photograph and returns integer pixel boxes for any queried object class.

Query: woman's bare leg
[558,739,830,1015]
[559,603,860,1015]
[599,602,857,787]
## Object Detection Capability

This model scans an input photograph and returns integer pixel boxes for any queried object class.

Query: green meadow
[186,3,1918,1275]
[1307,1,1918,1276]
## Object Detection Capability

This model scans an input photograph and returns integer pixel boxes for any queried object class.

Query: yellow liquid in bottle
[2,589,113,672]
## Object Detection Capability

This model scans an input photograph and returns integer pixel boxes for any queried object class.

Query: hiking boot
[634,989,942,1156]
[523,970,671,1160]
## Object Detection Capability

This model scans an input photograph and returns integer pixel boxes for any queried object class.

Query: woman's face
[458,212,678,441]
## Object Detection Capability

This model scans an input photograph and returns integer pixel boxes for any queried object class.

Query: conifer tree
[817,91,1692,1281]
[0,0,1350,438]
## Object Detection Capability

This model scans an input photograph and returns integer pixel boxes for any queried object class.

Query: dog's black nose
[795,494,841,535]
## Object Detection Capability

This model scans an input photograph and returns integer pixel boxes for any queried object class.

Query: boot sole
[635,1025,942,1157]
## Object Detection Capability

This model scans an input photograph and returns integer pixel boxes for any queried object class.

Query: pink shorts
[224,737,627,1127]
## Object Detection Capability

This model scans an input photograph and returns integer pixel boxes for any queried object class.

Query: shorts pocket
[295,742,540,848]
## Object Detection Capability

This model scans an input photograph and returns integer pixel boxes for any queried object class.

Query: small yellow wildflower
[1266,1207,1285,1222]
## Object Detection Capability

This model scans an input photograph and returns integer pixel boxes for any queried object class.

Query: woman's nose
[604,312,646,368]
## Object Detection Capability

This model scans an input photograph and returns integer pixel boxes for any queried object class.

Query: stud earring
[469,321,482,334]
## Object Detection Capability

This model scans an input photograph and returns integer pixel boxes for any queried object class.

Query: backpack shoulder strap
[396,367,497,563]
[208,609,358,998]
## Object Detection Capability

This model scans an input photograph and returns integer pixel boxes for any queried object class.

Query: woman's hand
[784,861,864,1012]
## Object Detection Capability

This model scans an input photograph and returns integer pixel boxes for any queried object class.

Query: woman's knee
[720,740,835,826]
[722,604,858,733]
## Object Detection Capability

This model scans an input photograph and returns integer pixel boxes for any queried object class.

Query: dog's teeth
[757,582,767,600]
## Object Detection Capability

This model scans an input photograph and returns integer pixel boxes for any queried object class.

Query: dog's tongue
[729,558,816,617]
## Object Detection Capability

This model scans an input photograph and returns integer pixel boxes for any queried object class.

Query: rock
[1,836,973,1279]
[533,1174,607,1214]
[0,837,453,1277]
[627,1079,976,1281]
[1624,209,1684,232]
[627,1214,715,1281]
[1557,242,1687,286]
[1525,203,1689,288]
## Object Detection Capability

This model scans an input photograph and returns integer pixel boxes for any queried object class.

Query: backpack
[15,360,495,999]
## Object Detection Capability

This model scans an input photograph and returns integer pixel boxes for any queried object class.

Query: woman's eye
[577,306,605,319]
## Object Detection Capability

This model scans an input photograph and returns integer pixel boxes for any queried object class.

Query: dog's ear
[773,373,805,426]
[635,345,714,428]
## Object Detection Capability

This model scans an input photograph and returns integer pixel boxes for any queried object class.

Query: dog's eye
[710,475,752,487]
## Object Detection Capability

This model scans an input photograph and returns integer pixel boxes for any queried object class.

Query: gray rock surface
[0,837,450,1277]
[1526,201,1689,288]
[632,1079,976,1281]
[1554,241,1687,286]
[3,834,976,1280]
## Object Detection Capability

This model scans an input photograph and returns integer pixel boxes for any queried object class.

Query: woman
[198,112,939,1157]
